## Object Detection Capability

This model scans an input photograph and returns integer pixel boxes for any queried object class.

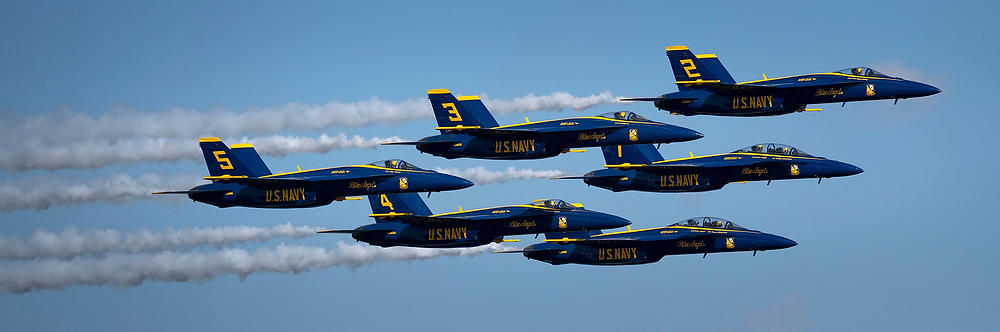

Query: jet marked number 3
[443,103,462,122]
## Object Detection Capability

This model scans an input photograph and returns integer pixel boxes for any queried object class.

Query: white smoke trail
[0,173,199,212]
[0,223,319,260]
[484,91,619,114]
[434,166,566,185]
[240,133,404,157]
[0,133,403,171]
[0,242,510,294]
[1,91,619,146]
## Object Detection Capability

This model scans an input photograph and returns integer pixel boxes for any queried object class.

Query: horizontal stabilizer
[551,175,588,180]
[619,97,664,102]
[382,141,462,148]
[152,189,229,195]
[620,96,698,103]
[316,229,355,234]
[381,141,422,145]
[492,249,527,254]
[492,247,564,254]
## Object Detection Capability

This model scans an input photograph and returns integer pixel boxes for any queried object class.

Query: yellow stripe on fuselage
[650,152,822,165]
[491,116,659,130]
[591,225,756,238]
[261,164,432,178]
[429,204,561,217]
[737,72,903,85]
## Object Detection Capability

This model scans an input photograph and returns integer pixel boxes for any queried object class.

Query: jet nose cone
[438,174,475,191]
[608,215,632,228]
[768,235,797,250]
[826,161,864,177]
[455,177,475,189]
[678,127,704,142]
[778,237,797,249]
[911,82,941,97]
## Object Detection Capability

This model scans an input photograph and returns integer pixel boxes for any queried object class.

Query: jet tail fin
[695,54,735,84]
[367,193,433,219]
[601,144,664,165]
[228,143,272,176]
[427,89,500,131]
[198,137,267,178]
[665,46,724,88]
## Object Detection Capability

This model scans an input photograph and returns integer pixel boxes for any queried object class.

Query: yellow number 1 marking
[679,59,701,78]
[443,103,462,122]
[213,151,234,170]
[380,194,394,211]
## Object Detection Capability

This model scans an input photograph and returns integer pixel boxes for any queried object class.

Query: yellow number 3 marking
[679,59,701,78]
[380,194,394,211]
[213,151,234,170]
[443,103,462,122]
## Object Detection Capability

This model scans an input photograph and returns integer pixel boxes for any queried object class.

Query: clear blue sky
[1,1,996,331]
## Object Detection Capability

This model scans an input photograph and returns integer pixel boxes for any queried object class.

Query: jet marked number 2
[679,59,701,78]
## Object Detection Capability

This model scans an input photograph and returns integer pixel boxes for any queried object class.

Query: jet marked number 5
[443,103,462,122]
[213,151,234,170]
[679,59,701,78]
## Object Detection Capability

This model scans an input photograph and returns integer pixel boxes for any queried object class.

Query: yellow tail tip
[426,88,451,94]
[198,137,221,143]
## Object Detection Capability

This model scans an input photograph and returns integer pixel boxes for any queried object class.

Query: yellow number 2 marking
[380,194,394,211]
[679,59,701,78]
[213,151,234,170]
[443,103,462,122]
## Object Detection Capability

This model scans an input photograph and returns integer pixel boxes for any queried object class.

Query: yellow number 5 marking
[679,59,701,78]
[380,194,394,211]
[443,103,462,122]
[213,151,234,170]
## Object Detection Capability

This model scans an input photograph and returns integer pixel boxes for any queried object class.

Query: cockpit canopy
[734,143,812,157]
[367,159,421,170]
[834,67,890,78]
[671,217,746,230]
[530,199,581,210]
[598,111,649,121]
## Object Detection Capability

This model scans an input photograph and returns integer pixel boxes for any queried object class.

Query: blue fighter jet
[622,45,940,116]
[153,137,473,208]
[497,216,796,265]
[383,89,703,159]
[318,193,631,248]
[555,143,862,192]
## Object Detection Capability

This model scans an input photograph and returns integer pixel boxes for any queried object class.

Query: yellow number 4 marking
[213,151,234,170]
[380,194,394,211]
[679,59,701,78]
[443,103,462,122]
